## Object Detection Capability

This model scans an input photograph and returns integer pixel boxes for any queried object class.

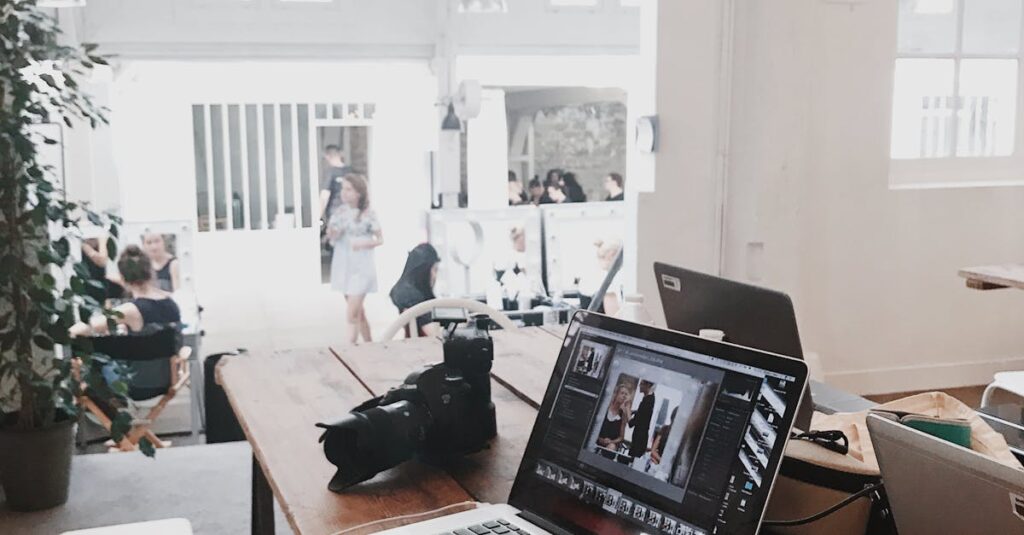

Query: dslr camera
[317,312,497,491]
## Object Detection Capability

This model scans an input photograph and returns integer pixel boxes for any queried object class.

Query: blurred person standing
[319,145,351,223]
[327,174,382,345]
[604,172,624,201]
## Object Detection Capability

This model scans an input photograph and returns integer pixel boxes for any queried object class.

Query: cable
[762,482,884,527]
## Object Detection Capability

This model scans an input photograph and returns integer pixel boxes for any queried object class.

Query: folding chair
[78,325,192,452]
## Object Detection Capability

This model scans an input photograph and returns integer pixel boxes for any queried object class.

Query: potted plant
[0,1,150,512]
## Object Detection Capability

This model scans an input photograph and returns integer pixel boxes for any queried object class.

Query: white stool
[61,518,193,535]
[981,372,1024,407]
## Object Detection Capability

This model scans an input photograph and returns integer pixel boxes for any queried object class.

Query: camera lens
[317,400,430,491]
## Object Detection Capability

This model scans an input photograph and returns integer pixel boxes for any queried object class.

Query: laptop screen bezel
[508,311,809,535]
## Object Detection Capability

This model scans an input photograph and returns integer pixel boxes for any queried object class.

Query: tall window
[891,0,1022,160]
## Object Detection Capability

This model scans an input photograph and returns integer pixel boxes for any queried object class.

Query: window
[457,0,508,13]
[892,0,1022,162]
[548,0,601,9]
[191,102,374,232]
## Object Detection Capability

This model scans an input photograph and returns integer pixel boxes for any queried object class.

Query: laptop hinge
[518,510,574,535]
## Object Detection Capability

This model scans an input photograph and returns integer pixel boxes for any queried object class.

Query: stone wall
[532,101,627,201]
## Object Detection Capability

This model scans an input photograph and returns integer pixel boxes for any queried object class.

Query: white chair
[981,372,1024,407]
[380,298,517,341]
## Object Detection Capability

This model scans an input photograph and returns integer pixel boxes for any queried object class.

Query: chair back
[87,324,182,400]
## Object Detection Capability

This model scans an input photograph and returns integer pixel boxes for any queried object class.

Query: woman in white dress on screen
[327,173,383,345]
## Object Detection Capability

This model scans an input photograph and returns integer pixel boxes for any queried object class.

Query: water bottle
[615,294,654,326]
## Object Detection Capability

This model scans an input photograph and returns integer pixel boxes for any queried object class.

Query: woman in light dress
[327,174,383,344]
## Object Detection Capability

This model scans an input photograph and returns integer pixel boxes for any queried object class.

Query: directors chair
[77,325,191,452]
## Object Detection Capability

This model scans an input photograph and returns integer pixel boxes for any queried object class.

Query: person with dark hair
[80,234,125,304]
[389,243,442,337]
[561,172,587,203]
[70,245,182,395]
[604,172,624,201]
[545,182,567,204]
[327,173,382,345]
[142,232,179,292]
[628,381,656,459]
[319,144,352,222]
[508,170,528,206]
[527,176,545,205]
[545,168,562,187]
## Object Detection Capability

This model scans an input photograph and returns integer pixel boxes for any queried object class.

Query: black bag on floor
[204,350,247,443]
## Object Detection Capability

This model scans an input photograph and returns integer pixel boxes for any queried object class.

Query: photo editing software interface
[519,326,797,535]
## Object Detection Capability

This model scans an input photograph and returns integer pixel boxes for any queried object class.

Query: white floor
[198,284,400,357]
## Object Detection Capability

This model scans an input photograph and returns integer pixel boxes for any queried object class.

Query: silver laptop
[867,413,1024,535]
[382,311,809,535]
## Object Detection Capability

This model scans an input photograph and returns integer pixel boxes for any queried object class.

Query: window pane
[891,58,956,159]
[963,0,1022,55]
[956,59,1018,157]
[898,0,957,54]
[458,0,508,13]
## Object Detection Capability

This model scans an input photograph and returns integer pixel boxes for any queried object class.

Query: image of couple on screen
[582,355,721,495]
[572,341,610,380]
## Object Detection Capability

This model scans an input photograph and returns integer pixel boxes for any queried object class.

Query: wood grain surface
[489,328,565,408]
[217,348,472,534]
[959,264,1024,291]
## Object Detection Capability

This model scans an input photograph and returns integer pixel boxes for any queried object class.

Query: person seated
[389,243,442,337]
[545,183,567,204]
[527,176,545,205]
[561,172,587,203]
[71,245,182,402]
[508,170,528,206]
[604,172,625,201]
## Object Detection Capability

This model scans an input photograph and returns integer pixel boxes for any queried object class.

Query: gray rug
[0,442,286,534]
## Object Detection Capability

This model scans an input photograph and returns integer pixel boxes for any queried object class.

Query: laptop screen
[509,313,806,535]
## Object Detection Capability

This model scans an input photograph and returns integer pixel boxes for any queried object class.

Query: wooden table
[217,327,565,535]
[959,264,1024,291]
[219,324,872,534]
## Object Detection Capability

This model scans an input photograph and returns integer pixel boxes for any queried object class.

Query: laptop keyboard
[435,518,533,535]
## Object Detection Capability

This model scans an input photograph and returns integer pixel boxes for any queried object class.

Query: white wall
[635,0,727,323]
[653,0,1024,395]
[79,0,639,59]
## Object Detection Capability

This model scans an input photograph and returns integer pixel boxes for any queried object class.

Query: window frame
[890,0,1024,188]
[545,0,604,14]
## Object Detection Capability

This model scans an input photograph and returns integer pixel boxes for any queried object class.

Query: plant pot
[0,417,77,512]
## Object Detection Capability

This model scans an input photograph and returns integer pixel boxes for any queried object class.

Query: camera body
[318,314,497,492]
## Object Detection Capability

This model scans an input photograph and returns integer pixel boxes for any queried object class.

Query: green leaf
[33,335,54,350]
[108,224,119,239]
[106,238,117,260]
[1,332,16,352]
[139,437,156,458]
[110,411,132,442]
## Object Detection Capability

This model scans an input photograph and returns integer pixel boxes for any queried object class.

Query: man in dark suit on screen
[629,381,656,459]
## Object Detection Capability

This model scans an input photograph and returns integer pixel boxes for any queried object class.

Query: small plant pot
[0,417,77,512]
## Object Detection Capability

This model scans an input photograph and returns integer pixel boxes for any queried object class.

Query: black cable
[762,482,884,527]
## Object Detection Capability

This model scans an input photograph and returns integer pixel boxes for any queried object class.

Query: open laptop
[867,413,1024,535]
[382,311,809,535]
[654,262,814,431]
